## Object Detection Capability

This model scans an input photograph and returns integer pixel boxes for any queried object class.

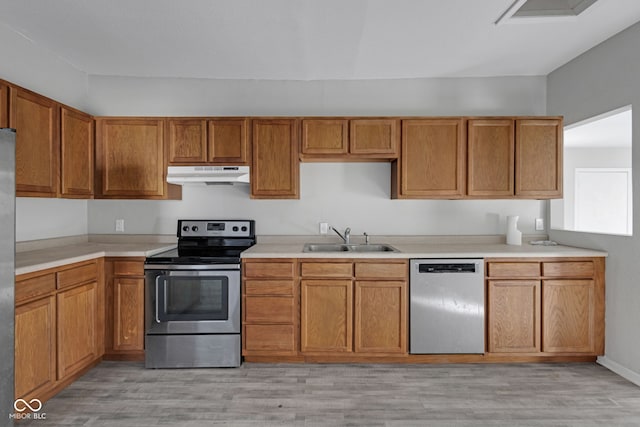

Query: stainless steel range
[144,219,255,368]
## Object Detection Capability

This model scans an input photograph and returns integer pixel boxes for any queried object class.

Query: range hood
[166,166,250,185]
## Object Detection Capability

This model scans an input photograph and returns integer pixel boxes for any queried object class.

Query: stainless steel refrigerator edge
[0,129,16,424]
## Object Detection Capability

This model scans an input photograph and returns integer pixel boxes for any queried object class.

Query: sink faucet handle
[364,232,369,245]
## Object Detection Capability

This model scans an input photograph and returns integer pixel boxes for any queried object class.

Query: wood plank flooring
[21,362,640,426]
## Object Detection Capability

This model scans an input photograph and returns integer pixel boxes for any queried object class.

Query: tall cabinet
[251,119,299,199]
[10,86,60,197]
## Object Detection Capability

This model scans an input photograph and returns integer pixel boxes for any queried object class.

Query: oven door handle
[155,276,162,324]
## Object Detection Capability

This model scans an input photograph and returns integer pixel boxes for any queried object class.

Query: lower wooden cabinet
[486,258,604,356]
[301,279,353,353]
[15,258,103,403]
[487,280,540,353]
[105,258,146,358]
[542,279,595,353]
[354,280,406,354]
[300,260,408,356]
[15,295,57,400]
[57,282,99,378]
[242,259,298,356]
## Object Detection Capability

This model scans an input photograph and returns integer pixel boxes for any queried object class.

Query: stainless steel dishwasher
[409,259,484,354]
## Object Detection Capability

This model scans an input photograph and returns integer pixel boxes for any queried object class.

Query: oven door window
[157,275,229,322]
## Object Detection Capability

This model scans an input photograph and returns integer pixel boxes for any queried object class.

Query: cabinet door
[57,282,98,379]
[167,119,207,164]
[208,118,249,164]
[251,119,299,199]
[301,280,352,352]
[349,119,398,155]
[113,277,144,351]
[467,119,514,197]
[61,107,94,198]
[354,281,406,354]
[96,118,167,198]
[542,280,594,353]
[487,280,540,353]
[10,87,60,197]
[397,119,465,198]
[301,119,348,155]
[516,119,563,198]
[15,296,56,400]
[0,81,8,128]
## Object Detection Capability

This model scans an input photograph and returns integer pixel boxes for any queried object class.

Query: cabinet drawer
[487,262,540,277]
[244,296,294,323]
[244,262,295,279]
[542,261,594,278]
[113,260,144,276]
[15,273,56,304]
[301,262,352,278]
[244,324,295,352]
[244,280,295,296]
[57,260,98,289]
[355,262,407,279]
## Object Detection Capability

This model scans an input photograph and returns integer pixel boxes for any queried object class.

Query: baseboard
[597,356,640,387]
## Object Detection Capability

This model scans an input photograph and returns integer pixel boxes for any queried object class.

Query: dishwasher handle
[417,263,478,273]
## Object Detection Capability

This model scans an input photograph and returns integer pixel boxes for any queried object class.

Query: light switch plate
[115,219,125,232]
[535,218,544,231]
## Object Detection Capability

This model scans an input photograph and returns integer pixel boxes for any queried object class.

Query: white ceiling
[564,108,633,148]
[2,0,640,81]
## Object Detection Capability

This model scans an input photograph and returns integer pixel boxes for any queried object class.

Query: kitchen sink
[303,243,399,253]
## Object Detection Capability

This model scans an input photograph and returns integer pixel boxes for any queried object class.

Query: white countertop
[15,241,175,275]
[241,236,607,259]
[15,234,607,276]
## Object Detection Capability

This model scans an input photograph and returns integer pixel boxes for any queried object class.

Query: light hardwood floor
[21,362,640,426]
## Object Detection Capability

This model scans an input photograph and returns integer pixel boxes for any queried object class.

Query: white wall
[0,23,89,110]
[0,23,91,242]
[86,75,548,236]
[86,75,546,116]
[89,162,546,236]
[16,198,88,241]
[547,21,640,384]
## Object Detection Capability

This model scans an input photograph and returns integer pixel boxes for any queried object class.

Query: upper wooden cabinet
[392,118,465,199]
[167,118,249,165]
[467,119,514,197]
[251,118,299,199]
[208,119,249,164]
[95,117,181,199]
[61,107,94,198]
[468,117,563,199]
[167,119,207,163]
[10,86,60,197]
[0,81,8,128]
[301,118,399,160]
[515,119,562,198]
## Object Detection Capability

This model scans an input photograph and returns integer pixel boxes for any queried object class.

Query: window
[550,106,633,236]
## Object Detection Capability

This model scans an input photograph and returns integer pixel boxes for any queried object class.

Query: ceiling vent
[496,0,599,24]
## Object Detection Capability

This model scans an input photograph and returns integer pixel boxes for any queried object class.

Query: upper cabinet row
[2,78,561,201]
[392,118,562,199]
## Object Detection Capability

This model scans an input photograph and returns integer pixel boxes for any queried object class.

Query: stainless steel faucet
[331,226,351,244]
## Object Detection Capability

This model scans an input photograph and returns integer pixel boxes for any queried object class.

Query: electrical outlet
[535,218,544,231]
[115,219,125,233]
[319,222,329,235]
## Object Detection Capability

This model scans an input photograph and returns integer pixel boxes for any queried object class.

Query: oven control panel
[178,220,254,238]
